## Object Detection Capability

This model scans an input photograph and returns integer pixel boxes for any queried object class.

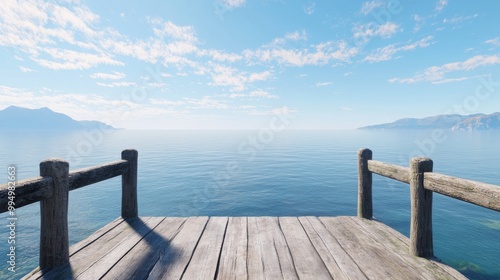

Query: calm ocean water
[0,129,499,279]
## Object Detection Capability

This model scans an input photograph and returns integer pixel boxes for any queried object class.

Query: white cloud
[184,96,229,109]
[389,55,500,84]
[360,1,384,15]
[19,66,35,72]
[244,40,358,66]
[222,0,245,8]
[430,76,473,84]
[96,81,136,87]
[208,64,272,91]
[33,48,124,70]
[151,19,197,42]
[364,36,433,62]
[150,99,186,106]
[316,82,333,87]
[435,0,448,11]
[443,14,478,25]
[90,71,125,80]
[200,49,242,62]
[271,106,297,116]
[340,106,354,111]
[230,90,278,99]
[303,2,315,15]
[353,22,401,41]
[485,37,500,47]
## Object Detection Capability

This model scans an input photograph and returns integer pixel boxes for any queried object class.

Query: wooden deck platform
[23,216,466,280]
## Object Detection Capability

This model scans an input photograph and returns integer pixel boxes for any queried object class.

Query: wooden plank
[22,217,126,280]
[0,176,53,213]
[30,217,155,279]
[350,217,467,280]
[216,217,248,280]
[101,217,186,279]
[279,217,332,279]
[320,217,415,279]
[424,172,500,211]
[76,217,164,279]
[147,216,209,280]
[299,217,367,280]
[182,217,228,279]
[247,217,298,280]
[368,160,410,184]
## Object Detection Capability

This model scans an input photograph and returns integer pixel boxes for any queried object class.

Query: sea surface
[0,129,499,279]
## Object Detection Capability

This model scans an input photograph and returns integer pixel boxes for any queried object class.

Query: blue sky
[0,0,499,129]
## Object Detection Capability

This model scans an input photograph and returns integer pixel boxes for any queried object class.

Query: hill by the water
[359,113,500,130]
[0,106,116,130]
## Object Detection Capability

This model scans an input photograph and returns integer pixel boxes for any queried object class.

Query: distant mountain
[0,106,116,130]
[359,113,500,130]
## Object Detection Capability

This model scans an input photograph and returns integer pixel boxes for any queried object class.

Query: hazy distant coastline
[359,112,500,130]
[0,106,116,130]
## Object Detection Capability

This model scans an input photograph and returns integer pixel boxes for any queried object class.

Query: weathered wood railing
[357,148,500,258]
[0,149,138,269]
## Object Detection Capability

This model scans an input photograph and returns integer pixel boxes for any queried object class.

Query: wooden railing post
[121,149,138,219]
[39,159,69,269]
[409,157,434,257]
[358,148,373,219]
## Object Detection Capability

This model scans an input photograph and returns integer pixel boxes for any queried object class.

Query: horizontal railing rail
[0,160,129,213]
[358,148,500,259]
[423,172,500,211]
[0,149,138,270]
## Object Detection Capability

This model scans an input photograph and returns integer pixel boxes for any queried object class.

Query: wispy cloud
[303,1,315,15]
[353,22,401,41]
[389,55,500,84]
[435,0,448,11]
[485,37,500,47]
[340,106,354,111]
[364,36,433,62]
[443,14,478,25]
[222,0,245,8]
[360,1,384,15]
[96,82,136,87]
[184,96,229,109]
[19,66,35,73]
[230,90,278,99]
[208,64,272,91]
[316,82,333,87]
[90,71,126,80]
[244,40,358,66]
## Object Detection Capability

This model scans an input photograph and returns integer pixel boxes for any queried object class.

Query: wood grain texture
[182,217,228,280]
[147,216,209,280]
[410,157,434,258]
[217,217,248,280]
[101,217,186,279]
[358,148,373,219]
[23,216,467,280]
[121,149,138,219]
[367,160,410,184]
[0,176,53,213]
[299,216,367,280]
[279,217,332,279]
[39,159,70,269]
[424,172,500,211]
[68,160,128,191]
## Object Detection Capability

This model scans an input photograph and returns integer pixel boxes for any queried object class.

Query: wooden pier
[1,149,499,279]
